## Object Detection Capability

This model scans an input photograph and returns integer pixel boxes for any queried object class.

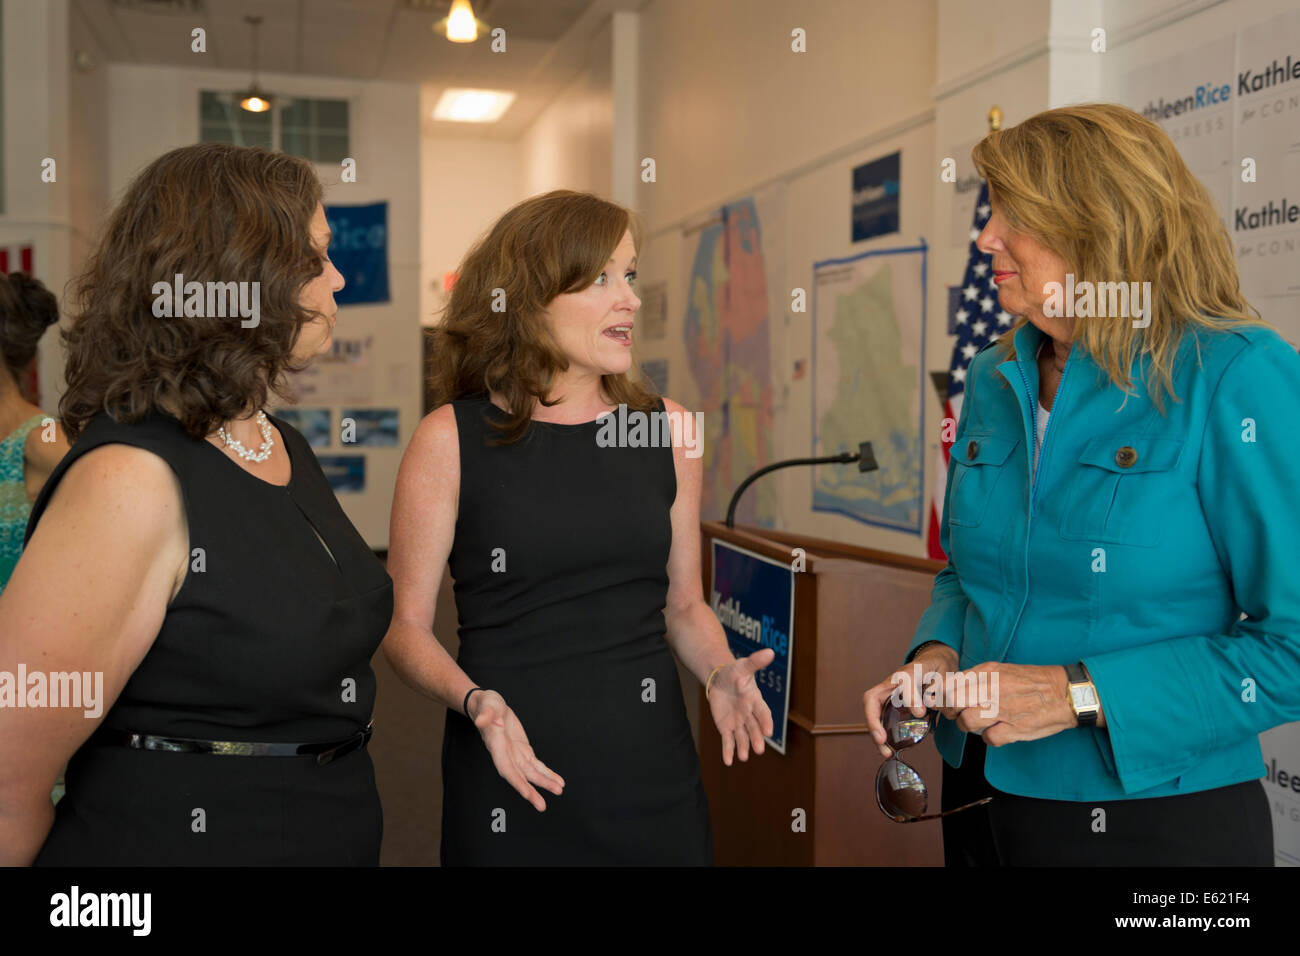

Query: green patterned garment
[0,413,48,593]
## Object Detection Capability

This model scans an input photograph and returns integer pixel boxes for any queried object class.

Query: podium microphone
[724,441,878,528]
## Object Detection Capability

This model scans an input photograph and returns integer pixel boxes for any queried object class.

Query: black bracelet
[463,686,485,719]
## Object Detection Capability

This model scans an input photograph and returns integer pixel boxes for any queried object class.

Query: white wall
[103,62,421,549]
[517,20,613,198]
[419,125,519,330]
[637,0,938,230]
[66,4,109,299]
[0,0,83,409]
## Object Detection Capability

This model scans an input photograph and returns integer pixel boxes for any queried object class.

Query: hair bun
[0,271,59,381]
[7,272,59,329]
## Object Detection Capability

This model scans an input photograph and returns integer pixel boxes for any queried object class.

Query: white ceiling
[73,0,643,138]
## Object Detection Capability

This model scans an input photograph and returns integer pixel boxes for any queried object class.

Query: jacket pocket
[949,434,1020,528]
[1059,435,1185,547]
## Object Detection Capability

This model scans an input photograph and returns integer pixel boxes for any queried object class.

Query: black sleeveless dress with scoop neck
[23,408,392,865]
[439,394,712,865]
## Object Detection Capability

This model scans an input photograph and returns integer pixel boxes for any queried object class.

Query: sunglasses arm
[894,796,993,824]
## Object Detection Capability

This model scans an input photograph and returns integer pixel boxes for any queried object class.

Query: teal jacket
[907,317,1300,801]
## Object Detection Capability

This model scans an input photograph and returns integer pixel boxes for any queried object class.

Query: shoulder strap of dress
[23,410,192,548]
[6,413,49,442]
[450,394,493,436]
[0,414,49,481]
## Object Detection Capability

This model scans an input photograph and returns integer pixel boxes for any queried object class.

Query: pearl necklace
[217,410,274,463]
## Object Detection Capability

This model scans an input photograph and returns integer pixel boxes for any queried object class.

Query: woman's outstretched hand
[470,690,566,812]
[707,649,776,766]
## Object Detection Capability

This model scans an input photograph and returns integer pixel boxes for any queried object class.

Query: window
[281,97,350,164]
[199,92,350,163]
[200,91,272,149]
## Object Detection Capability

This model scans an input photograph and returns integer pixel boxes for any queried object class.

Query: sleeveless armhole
[658,397,680,506]
[23,415,193,609]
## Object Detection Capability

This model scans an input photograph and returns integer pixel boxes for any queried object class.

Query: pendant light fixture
[435,0,488,44]
[238,15,273,113]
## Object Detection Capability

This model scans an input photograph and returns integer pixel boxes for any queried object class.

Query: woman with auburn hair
[863,103,1299,865]
[0,143,392,865]
[384,189,773,865]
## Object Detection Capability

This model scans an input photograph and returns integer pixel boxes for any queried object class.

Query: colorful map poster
[812,244,926,534]
[681,189,785,527]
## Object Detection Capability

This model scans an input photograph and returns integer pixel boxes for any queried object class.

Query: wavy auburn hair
[427,189,657,443]
[59,143,325,440]
[972,103,1269,411]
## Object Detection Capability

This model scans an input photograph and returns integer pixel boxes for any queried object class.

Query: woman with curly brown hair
[383,190,774,865]
[0,143,392,865]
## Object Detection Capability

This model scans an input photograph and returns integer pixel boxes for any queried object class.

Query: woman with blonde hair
[383,189,774,865]
[863,103,1298,865]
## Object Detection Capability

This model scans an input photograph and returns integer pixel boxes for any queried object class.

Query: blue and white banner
[710,539,795,753]
[851,151,900,243]
[324,202,390,306]
[316,454,365,493]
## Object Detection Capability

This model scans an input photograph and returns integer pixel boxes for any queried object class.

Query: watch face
[1071,685,1098,709]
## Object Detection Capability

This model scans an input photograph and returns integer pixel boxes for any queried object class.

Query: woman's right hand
[469,690,566,812]
[862,644,962,758]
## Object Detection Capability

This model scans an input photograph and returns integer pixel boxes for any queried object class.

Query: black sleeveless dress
[24,408,393,865]
[440,395,712,865]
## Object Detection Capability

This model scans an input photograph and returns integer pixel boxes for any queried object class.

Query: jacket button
[967,439,979,460]
[1115,446,1138,468]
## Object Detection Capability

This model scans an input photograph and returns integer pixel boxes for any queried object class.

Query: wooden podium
[698,521,949,866]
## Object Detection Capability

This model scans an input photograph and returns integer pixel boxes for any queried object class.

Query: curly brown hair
[58,143,326,441]
[426,189,657,443]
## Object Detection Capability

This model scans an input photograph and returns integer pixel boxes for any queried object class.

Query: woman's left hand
[707,649,776,765]
[952,662,1079,746]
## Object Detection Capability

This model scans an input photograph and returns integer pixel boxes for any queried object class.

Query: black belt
[92,720,374,766]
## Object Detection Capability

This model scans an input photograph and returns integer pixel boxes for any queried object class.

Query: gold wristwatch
[1066,662,1100,727]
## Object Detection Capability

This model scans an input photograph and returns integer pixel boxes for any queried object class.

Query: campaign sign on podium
[709,539,795,753]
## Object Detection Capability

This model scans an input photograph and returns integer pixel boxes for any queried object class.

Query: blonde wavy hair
[972,102,1270,411]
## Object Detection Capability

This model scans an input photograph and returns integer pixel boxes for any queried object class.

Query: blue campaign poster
[273,407,331,447]
[341,407,400,446]
[316,454,365,493]
[709,539,795,753]
[851,151,901,242]
[324,202,390,305]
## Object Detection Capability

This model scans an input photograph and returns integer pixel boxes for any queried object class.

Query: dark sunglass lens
[876,757,927,821]
[883,702,931,751]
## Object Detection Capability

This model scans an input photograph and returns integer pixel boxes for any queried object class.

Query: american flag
[926,182,1015,560]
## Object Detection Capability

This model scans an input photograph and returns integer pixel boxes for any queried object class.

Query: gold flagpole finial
[988,106,1002,132]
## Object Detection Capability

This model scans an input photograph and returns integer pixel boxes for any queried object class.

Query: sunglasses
[875,701,994,823]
